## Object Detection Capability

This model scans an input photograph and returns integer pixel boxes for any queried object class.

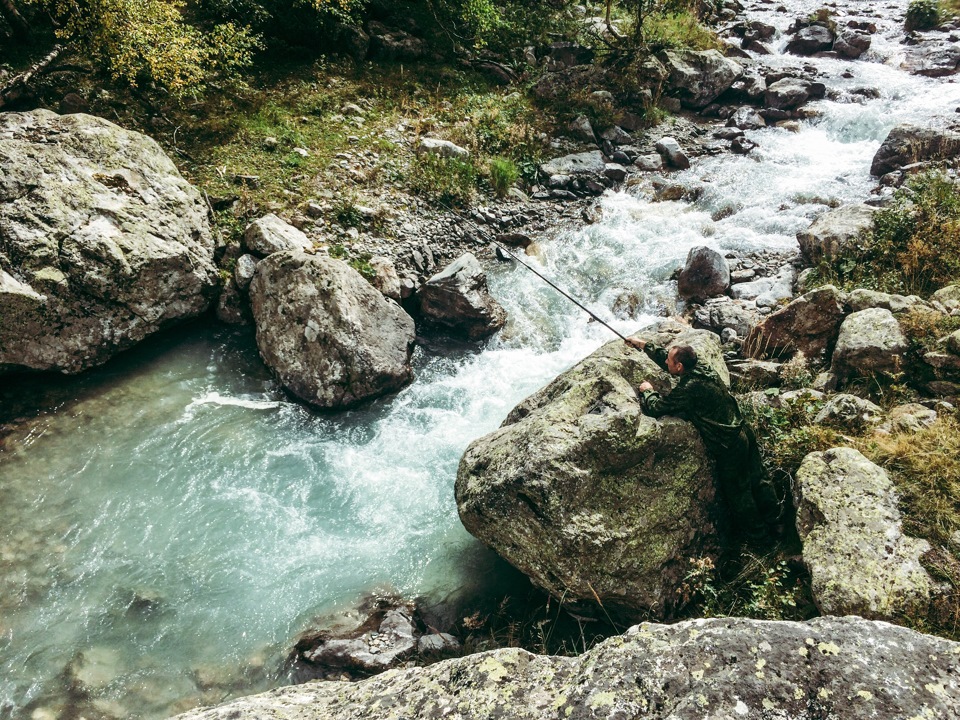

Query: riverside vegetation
[5,0,960,714]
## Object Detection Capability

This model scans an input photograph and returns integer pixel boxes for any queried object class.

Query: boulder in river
[456,327,726,619]
[870,123,960,176]
[764,77,815,110]
[795,447,936,619]
[249,251,415,408]
[786,24,835,55]
[657,49,743,109]
[0,110,218,374]
[417,253,506,340]
[172,616,960,720]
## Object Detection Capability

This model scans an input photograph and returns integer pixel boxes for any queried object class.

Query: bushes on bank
[905,0,940,30]
[814,171,960,296]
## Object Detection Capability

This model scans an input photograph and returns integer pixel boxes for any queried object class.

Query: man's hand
[638,381,654,392]
[625,337,646,350]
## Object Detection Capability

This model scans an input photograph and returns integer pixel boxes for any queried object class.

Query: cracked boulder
[0,110,218,374]
[249,251,415,408]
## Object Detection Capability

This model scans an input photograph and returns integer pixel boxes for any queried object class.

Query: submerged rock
[456,331,722,619]
[172,616,960,720]
[249,251,415,408]
[794,447,937,618]
[0,110,218,374]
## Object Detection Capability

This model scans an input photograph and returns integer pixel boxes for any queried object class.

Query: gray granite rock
[249,251,415,408]
[795,447,936,618]
[172,616,960,720]
[244,214,312,256]
[797,204,877,265]
[831,307,907,380]
[0,110,217,374]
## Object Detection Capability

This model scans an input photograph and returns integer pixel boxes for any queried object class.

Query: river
[2,2,960,717]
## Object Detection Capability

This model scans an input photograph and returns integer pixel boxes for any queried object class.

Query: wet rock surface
[173,616,960,720]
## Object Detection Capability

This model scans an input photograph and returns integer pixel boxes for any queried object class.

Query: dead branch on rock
[0,43,64,110]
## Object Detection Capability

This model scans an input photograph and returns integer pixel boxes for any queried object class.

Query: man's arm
[625,337,669,370]
[641,382,692,418]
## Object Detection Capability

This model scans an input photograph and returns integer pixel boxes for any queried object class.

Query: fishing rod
[444,204,631,343]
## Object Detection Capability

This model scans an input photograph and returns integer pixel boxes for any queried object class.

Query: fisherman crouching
[625,336,785,546]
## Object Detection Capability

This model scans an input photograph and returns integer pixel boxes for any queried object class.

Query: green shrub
[409,153,477,206]
[642,10,723,50]
[489,157,520,197]
[905,0,940,30]
[814,172,960,296]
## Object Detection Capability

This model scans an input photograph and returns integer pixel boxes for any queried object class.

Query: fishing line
[441,203,631,342]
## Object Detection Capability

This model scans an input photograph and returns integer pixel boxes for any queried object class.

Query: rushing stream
[3,2,960,717]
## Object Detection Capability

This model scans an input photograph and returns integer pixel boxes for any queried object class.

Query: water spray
[446,206,632,343]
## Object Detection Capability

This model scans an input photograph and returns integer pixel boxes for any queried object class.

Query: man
[625,336,782,545]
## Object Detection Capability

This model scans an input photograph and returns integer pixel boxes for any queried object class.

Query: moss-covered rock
[794,447,937,619]
[171,616,960,720]
[456,326,725,620]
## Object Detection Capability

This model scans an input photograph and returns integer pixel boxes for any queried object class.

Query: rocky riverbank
[5,0,960,716]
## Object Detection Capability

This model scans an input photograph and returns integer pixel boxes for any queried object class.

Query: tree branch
[0,43,64,110]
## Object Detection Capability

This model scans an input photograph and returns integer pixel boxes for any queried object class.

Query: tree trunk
[0,44,63,110]
[0,0,31,38]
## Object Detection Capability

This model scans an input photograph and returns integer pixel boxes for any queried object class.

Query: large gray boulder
[831,307,907,380]
[797,204,877,265]
[658,49,743,109]
[456,334,721,618]
[794,447,936,618]
[745,286,848,362]
[540,151,606,177]
[417,253,506,340]
[0,110,218,374]
[172,616,960,720]
[677,246,729,301]
[249,251,415,408]
[871,124,960,176]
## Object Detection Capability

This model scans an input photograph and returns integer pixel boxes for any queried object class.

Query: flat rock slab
[172,616,960,720]
[0,110,217,373]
